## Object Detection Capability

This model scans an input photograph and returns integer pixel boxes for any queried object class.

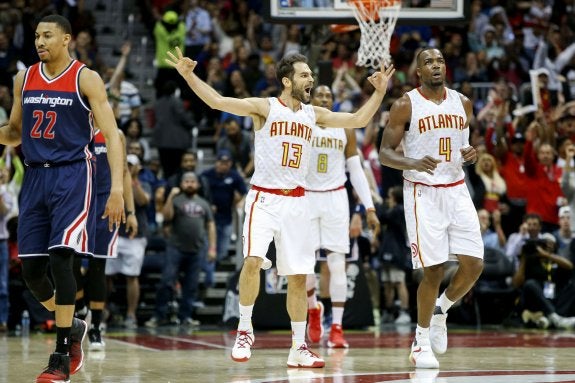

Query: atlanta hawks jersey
[21,60,94,164]
[93,129,111,193]
[250,97,316,189]
[306,127,347,191]
[402,87,467,185]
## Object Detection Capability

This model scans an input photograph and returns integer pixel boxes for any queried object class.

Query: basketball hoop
[348,0,401,69]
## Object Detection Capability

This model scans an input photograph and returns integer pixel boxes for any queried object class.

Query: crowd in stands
[2,0,575,331]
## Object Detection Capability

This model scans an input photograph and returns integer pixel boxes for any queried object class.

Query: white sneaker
[551,314,575,329]
[231,329,255,362]
[395,311,411,324]
[287,344,325,368]
[429,313,447,354]
[409,340,439,369]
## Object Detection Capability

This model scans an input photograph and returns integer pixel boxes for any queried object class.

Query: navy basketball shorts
[18,160,94,257]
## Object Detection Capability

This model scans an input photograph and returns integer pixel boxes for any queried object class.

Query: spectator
[183,0,212,60]
[152,80,196,179]
[474,152,508,213]
[153,9,186,99]
[145,172,215,328]
[105,154,152,329]
[122,117,151,163]
[0,149,16,332]
[216,117,254,177]
[561,140,575,235]
[70,29,104,73]
[553,206,572,257]
[478,209,507,253]
[200,150,247,289]
[523,121,564,232]
[376,186,411,325]
[252,63,280,97]
[512,232,575,329]
[506,213,545,269]
[104,62,142,127]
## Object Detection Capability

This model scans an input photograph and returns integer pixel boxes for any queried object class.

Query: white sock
[332,306,344,326]
[291,321,307,348]
[415,325,430,344]
[436,292,455,314]
[238,304,254,331]
[306,274,318,310]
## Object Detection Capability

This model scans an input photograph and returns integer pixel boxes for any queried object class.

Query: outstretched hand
[165,46,197,77]
[367,64,395,94]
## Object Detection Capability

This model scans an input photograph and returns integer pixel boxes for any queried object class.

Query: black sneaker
[36,353,70,383]
[70,318,87,374]
[88,327,105,351]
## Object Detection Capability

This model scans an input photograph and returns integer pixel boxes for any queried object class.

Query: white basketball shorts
[307,188,350,254]
[403,180,484,269]
[242,188,315,276]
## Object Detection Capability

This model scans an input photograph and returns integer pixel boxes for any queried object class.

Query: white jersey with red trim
[250,97,316,189]
[306,127,347,191]
[402,87,467,186]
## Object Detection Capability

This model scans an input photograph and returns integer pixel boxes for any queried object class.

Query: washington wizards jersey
[21,60,94,164]
[93,129,111,193]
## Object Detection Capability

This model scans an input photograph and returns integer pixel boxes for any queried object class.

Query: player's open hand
[165,46,197,77]
[103,191,125,232]
[367,64,395,94]
[414,155,441,175]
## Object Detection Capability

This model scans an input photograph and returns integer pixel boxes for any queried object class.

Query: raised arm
[314,65,395,129]
[166,46,268,118]
[0,71,24,147]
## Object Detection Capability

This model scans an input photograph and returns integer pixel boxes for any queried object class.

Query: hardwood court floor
[2,325,575,383]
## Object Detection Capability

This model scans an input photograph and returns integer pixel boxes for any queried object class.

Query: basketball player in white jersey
[166,48,394,367]
[379,48,484,369]
[305,85,380,348]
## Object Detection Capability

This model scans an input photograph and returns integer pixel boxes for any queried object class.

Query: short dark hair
[276,53,308,90]
[416,47,442,66]
[39,15,72,35]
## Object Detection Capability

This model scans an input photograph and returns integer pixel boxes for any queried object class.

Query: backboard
[263,0,467,25]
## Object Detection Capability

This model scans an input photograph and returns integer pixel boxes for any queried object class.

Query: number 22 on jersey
[30,110,57,139]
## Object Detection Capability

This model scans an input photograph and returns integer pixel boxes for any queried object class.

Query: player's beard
[291,86,309,103]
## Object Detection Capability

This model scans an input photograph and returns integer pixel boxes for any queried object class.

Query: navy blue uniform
[18,60,96,256]
[92,130,119,258]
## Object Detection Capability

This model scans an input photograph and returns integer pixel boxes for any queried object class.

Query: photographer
[512,233,575,329]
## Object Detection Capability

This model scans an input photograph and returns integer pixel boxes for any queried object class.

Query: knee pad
[21,257,54,302]
[327,253,347,302]
[49,248,77,305]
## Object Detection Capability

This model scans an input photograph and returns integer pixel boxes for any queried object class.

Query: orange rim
[330,24,360,33]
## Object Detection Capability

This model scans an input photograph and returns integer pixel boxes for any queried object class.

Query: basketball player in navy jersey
[74,129,138,351]
[0,15,125,382]
[379,48,483,369]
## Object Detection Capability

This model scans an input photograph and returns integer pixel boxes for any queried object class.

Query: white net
[350,0,401,70]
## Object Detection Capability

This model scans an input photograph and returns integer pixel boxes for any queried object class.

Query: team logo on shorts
[410,243,419,258]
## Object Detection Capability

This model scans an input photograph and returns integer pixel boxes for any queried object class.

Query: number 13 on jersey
[281,142,302,168]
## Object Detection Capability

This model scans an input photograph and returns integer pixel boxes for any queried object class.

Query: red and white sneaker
[231,329,255,362]
[69,318,87,374]
[287,344,325,368]
[307,302,324,343]
[409,340,439,369]
[327,324,349,348]
[36,353,70,383]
